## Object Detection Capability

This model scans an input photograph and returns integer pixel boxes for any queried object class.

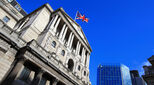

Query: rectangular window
[2,16,10,23]
[15,5,21,11]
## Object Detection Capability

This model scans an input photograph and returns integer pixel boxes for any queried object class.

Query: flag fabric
[75,11,89,23]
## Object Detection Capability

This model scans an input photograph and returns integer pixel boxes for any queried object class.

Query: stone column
[46,16,55,29]
[46,80,50,85]
[14,17,29,31]
[84,51,88,65]
[13,20,22,30]
[81,47,85,63]
[61,27,68,42]
[50,15,59,29]
[86,53,90,68]
[30,69,44,85]
[28,71,35,83]
[53,17,61,33]
[75,41,80,54]
[1,58,26,85]
[77,43,81,55]
[52,78,59,85]
[83,49,86,64]
[67,32,73,47]
[69,34,74,49]
[59,24,66,39]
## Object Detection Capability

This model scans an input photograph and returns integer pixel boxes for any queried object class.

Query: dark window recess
[3,16,10,23]
[20,9,27,16]
[61,50,65,56]
[10,0,17,6]
[67,59,74,71]
[78,65,81,71]
[51,41,56,48]
[64,29,71,45]
[84,71,86,76]
[56,19,64,37]
[72,36,78,52]
[10,0,27,16]
[15,5,21,11]
[79,46,83,56]
[85,51,88,65]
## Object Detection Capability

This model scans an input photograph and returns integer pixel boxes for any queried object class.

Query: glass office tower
[97,64,132,85]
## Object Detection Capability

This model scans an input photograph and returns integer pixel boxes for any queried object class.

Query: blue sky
[17,0,154,85]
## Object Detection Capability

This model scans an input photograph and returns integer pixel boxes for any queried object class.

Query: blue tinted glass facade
[121,65,132,85]
[97,64,132,85]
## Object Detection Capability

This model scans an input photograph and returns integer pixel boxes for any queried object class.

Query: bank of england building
[0,0,92,85]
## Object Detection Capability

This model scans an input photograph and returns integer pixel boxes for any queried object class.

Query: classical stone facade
[142,55,154,85]
[0,0,92,85]
[0,0,26,28]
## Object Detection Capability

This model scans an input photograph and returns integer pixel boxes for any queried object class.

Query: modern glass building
[97,64,132,85]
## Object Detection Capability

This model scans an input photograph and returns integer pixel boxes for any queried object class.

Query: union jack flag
[75,11,89,23]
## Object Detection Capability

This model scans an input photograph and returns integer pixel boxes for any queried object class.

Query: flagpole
[74,11,78,21]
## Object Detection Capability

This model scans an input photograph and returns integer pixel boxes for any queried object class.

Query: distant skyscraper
[97,64,132,85]
[130,70,145,85]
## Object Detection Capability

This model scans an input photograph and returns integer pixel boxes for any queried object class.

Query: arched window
[61,50,65,56]
[84,71,86,76]
[51,41,56,48]
[67,59,74,71]
[78,65,81,71]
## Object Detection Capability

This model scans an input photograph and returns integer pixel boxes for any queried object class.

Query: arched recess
[67,59,74,71]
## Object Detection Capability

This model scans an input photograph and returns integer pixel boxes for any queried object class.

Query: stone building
[0,0,27,28]
[0,0,92,85]
[142,55,154,85]
[130,70,145,85]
